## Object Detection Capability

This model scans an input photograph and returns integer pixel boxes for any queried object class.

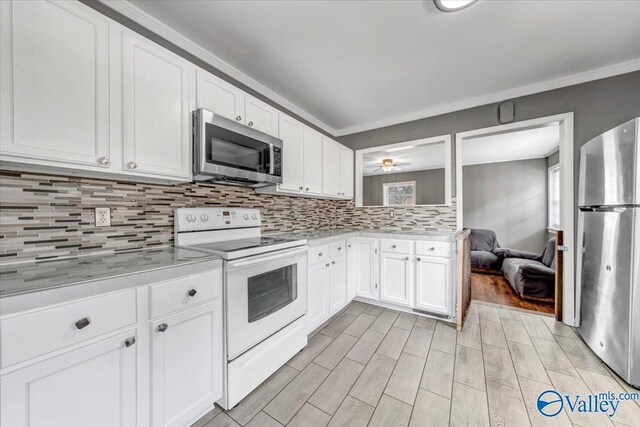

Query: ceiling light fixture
[381,159,394,172]
[434,0,478,12]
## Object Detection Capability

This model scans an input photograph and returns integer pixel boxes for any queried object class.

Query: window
[548,164,560,229]
[383,181,416,206]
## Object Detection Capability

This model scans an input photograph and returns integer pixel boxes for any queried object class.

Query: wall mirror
[355,135,452,207]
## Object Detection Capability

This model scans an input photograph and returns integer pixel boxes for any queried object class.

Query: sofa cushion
[501,258,554,299]
[469,229,499,252]
[541,238,557,267]
[471,250,501,270]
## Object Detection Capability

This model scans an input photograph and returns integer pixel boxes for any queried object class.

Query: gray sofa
[469,229,506,272]
[501,238,556,300]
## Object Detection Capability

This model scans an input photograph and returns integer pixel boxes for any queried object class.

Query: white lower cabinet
[0,331,137,427]
[380,252,412,306]
[346,238,357,300]
[415,256,452,315]
[307,261,330,332]
[356,238,379,300]
[150,300,223,427]
[329,255,347,315]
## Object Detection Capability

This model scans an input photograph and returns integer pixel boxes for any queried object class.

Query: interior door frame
[454,112,576,326]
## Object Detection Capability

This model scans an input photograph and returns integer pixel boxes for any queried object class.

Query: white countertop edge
[273,230,459,247]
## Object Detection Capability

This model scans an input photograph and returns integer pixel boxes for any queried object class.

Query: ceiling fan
[368,158,411,173]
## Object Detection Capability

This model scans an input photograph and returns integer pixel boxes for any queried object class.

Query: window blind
[548,165,560,229]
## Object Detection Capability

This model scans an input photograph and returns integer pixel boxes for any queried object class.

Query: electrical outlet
[389,209,395,219]
[95,207,111,226]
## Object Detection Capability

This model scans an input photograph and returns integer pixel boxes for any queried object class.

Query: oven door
[194,109,282,184]
[225,246,307,360]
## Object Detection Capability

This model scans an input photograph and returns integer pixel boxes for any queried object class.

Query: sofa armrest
[492,248,508,257]
[520,264,555,279]
[503,249,542,261]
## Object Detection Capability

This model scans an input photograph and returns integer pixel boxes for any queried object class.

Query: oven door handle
[226,246,308,270]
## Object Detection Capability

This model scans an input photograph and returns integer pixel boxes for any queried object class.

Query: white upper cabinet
[278,114,304,192]
[302,127,323,194]
[339,145,354,198]
[0,0,110,169]
[120,30,192,180]
[196,69,244,123]
[322,137,341,197]
[244,95,279,137]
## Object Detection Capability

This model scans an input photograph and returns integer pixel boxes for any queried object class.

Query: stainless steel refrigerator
[577,117,639,388]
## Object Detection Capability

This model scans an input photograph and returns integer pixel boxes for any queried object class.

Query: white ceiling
[363,143,446,175]
[462,124,559,166]
[125,0,640,135]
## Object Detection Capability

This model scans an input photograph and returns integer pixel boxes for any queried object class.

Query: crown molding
[335,58,640,136]
[99,0,338,136]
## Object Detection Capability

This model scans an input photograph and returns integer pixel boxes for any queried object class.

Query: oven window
[205,122,270,173]
[247,264,297,323]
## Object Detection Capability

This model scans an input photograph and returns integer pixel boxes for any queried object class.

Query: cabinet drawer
[308,244,330,264]
[0,289,136,368]
[330,240,346,258]
[150,269,221,318]
[416,241,452,258]
[380,239,411,254]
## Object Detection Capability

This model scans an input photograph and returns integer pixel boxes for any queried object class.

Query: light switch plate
[95,207,111,226]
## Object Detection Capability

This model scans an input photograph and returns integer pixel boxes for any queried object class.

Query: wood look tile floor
[471,272,555,314]
[196,301,640,427]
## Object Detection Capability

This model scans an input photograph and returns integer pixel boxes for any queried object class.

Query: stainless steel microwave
[193,108,283,186]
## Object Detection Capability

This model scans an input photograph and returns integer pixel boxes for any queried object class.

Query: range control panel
[175,208,261,232]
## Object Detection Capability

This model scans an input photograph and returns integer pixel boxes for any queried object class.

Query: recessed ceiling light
[434,0,478,13]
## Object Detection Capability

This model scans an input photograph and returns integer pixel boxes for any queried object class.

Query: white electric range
[174,207,308,409]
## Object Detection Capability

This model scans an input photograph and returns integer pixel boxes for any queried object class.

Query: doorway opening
[455,113,575,324]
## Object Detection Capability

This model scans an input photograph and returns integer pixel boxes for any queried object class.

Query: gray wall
[363,169,445,206]
[463,159,548,252]
[547,150,560,168]
[339,71,640,233]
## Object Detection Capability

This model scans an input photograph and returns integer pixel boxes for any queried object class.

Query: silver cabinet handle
[158,323,168,332]
[97,156,110,166]
[128,161,137,169]
[248,121,254,126]
[75,317,90,330]
[124,336,136,347]
[187,289,197,297]
[235,116,242,121]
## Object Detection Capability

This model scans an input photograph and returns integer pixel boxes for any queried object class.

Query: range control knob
[244,214,250,220]
[186,214,197,223]
[200,214,209,222]
[252,214,258,220]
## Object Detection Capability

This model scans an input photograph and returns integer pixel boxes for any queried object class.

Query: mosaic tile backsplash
[0,171,457,262]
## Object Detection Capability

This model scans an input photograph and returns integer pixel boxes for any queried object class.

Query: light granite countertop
[270,228,459,247]
[0,247,221,300]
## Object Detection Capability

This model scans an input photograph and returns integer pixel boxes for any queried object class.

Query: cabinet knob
[97,156,110,166]
[325,263,330,267]
[338,247,342,250]
[318,252,323,256]
[235,116,242,121]
[348,245,352,248]
[248,121,254,126]
[332,260,336,265]
[392,245,397,249]
[158,323,168,332]
[299,186,303,190]
[417,257,421,261]
[128,161,137,169]
[305,187,309,191]
[405,256,410,260]
[124,336,136,347]
[74,317,91,330]
[187,289,197,297]
[428,247,435,251]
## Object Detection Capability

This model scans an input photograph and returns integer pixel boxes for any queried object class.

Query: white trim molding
[99,0,338,136]
[336,59,640,136]
[455,112,576,326]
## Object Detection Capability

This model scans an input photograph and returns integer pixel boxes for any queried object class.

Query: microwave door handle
[269,144,275,175]
[226,246,308,270]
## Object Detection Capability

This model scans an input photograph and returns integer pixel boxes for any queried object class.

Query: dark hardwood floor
[471,272,555,314]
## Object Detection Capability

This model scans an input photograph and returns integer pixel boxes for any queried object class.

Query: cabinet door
[308,262,330,332]
[415,256,451,315]
[329,255,347,315]
[196,69,244,123]
[121,30,191,179]
[346,238,358,301]
[0,331,137,427]
[244,95,279,137]
[339,145,354,198]
[302,127,323,194]
[322,137,341,196]
[356,238,378,299]
[380,252,411,306]
[0,0,110,168]
[278,114,304,192]
[151,301,223,427]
